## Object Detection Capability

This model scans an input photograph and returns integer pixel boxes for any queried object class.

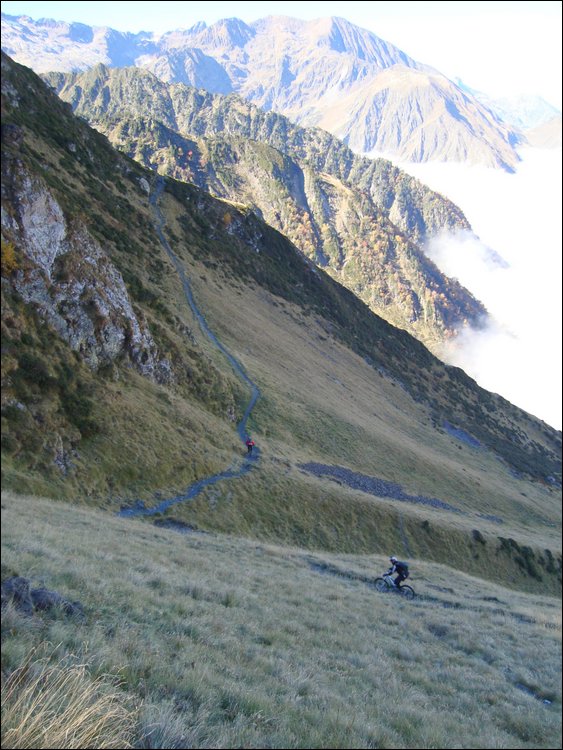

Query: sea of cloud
[398,146,562,430]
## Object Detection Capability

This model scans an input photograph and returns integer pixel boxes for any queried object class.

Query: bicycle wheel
[399,585,415,600]
[374,577,389,593]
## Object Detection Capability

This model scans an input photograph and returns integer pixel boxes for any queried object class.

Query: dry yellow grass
[126,205,560,594]
[3,57,560,748]
[179,236,560,536]
[3,109,560,593]
[1,647,136,749]
[2,491,561,749]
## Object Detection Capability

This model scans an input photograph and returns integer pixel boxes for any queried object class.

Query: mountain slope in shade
[1,12,523,170]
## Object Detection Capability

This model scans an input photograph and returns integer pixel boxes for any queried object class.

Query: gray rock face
[1,156,171,382]
[30,587,84,617]
[9,169,67,276]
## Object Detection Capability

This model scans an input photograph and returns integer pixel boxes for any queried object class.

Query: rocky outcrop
[1,151,171,382]
[1,576,84,618]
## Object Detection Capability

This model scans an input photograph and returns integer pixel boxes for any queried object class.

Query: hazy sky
[2,0,562,108]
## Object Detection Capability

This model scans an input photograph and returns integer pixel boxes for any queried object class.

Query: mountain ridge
[1,40,561,750]
[45,62,489,354]
[1,12,524,170]
[454,76,562,132]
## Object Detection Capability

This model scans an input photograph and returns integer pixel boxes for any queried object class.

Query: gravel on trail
[298,462,464,513]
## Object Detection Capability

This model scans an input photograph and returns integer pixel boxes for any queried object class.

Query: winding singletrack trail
[119,177,261,518]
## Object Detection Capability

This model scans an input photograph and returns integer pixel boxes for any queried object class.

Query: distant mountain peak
[454,76,562,130]
[0,12,523,169]
[192,17,255,48]
[186,21,207,34]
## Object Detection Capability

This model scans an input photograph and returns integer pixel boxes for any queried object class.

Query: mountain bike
[374,574,415,600]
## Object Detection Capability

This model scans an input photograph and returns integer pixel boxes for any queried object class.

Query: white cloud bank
[403,146,562,430]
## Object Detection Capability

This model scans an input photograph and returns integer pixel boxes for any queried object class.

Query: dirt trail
[119,179,492,527]
[119,177,260,518]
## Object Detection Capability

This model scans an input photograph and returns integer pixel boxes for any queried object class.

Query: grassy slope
[143,194,562,595]
[1,54,562,749]
[1,53,561,596]
[2,491,561,749]
[1,54,248,502]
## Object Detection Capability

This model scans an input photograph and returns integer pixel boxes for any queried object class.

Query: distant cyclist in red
[245,437,255,455]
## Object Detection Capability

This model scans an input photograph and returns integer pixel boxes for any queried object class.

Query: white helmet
[390,556,398,563]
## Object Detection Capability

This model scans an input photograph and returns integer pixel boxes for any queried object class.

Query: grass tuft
[1,647,137,749]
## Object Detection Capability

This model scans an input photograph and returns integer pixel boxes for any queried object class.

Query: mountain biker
[386,556,409,588]
[245,437,255,455]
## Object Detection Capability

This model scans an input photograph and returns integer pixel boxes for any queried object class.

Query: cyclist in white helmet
[386,556,410,588]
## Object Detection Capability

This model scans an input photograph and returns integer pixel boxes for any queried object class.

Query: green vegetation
[1,51,560,555]
[1,238,19,276]
[46,64,487,353]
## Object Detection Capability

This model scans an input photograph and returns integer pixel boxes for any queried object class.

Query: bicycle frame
[376,573,415,600]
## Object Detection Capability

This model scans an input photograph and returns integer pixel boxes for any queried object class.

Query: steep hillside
[2,492,561,749]
[45,63,488,354]
[1,13,523,169]
[1,53,561,597]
